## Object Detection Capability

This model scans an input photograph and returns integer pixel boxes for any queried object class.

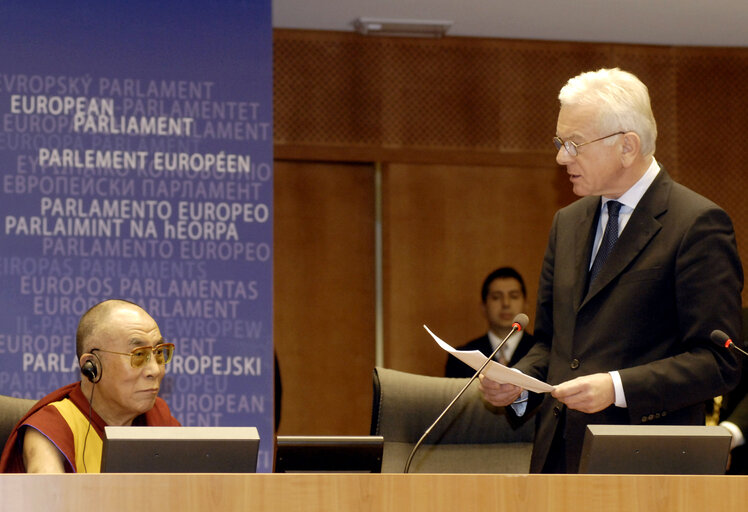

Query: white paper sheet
[425,325,554,393]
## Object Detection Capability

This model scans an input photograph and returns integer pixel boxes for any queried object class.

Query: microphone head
[512,313,529,331]
[710,329,732,347]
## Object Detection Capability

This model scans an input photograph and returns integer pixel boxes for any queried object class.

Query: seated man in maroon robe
[1,299,180,473]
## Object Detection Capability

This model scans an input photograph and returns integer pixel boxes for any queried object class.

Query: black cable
[81,383,95,473]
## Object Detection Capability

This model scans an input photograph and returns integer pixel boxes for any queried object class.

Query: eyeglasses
[92,343,175,368]
[553,131,625,156]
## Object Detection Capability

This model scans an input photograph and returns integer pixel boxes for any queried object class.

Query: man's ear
[80,353,101,383]
[620,132,641,166]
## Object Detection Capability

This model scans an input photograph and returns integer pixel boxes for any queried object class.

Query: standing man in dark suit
[445,267,537,378]
[479,68,743,473]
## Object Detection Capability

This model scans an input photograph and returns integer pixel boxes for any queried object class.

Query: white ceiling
[273,0,748,47]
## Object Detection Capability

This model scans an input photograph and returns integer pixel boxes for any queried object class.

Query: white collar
[601,157,660,211]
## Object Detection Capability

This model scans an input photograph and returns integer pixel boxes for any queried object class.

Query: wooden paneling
[273,161,375,435]
[272,30,748,434]
[673,49,748,270]
[381,163,570,375]
[274,31,681,166]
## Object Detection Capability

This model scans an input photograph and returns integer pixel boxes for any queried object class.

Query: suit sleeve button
[570,359,580,370]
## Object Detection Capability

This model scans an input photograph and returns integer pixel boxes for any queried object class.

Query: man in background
[445,267,536,378]
[1,299,180,473]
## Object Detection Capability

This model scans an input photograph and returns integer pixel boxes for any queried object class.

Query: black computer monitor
[274,435,383,473]
[101,426,260,473]
[578,424,731,474]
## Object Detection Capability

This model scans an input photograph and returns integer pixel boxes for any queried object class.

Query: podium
[1,473,747,511]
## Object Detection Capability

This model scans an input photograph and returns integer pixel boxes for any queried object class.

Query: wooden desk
[1,473,747,511]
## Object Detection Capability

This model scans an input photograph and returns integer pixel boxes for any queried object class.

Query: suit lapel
[580,168,670,309]
[573,199,600,312]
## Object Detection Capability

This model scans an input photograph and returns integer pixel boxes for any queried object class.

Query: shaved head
[76,299,145,357]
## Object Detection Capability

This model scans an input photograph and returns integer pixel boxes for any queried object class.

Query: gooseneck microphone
[403,313,529,473]
[712,329,748,357]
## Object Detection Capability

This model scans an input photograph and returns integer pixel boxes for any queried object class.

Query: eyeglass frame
[91,342,175,368]
[553,131,626,156]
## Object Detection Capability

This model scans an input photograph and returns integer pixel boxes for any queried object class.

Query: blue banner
[0,0,274,471]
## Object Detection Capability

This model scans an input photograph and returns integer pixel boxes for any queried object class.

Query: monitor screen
[578,424,731,475]
[274,435,383,473]
[102,426,260,473]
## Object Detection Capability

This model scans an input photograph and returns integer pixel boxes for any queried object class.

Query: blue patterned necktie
[589,200,622,283]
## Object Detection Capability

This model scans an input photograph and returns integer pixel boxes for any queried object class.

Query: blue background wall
[0,0,274,471]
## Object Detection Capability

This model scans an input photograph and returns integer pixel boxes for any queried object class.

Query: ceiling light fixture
[353,17,453,38]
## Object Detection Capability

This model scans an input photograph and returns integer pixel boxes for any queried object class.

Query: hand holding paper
[478,374,525,408]
[424,325,554,393]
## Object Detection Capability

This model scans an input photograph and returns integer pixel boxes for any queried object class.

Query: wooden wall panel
[274,31,680,165]
[273,161,375,435]
[673,50,748,272]
[381,163,571,375]
[274,28,748,308]
[272,30,748,437]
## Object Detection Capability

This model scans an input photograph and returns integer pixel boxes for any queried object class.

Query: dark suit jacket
[515,167,743,473]
[444,332,537,378]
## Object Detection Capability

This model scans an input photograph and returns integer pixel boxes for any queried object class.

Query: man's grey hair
[559,67,657,157]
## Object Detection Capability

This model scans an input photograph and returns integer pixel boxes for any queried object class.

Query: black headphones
[80,353,102,383]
